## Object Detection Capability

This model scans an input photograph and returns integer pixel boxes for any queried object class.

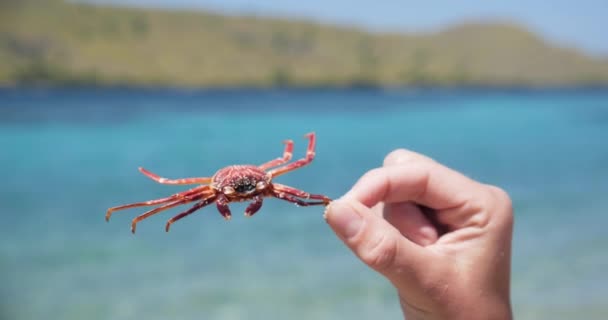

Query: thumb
[325,198,430,281]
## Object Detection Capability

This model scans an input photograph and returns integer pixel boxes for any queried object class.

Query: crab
[106,132,331,233]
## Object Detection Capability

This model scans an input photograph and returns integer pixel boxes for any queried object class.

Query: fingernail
[326,201,363,239]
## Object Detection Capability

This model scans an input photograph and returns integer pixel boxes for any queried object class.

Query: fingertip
[416,225,439,246]
[322,201,332,220]
[326,198,428,276]
[324,199,364,240]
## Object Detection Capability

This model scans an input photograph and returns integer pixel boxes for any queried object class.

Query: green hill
[1,0,608,87]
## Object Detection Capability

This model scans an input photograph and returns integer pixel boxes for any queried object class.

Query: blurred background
[1,0,607,319]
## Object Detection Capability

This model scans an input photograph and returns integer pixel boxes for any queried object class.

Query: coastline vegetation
[1,0,608,88]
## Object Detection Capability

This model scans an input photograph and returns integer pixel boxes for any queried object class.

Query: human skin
[324,149,514,320]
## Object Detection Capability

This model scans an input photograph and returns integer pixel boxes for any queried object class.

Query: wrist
[398,293,512,320]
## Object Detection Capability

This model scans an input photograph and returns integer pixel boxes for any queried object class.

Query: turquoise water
[1,87,607,319]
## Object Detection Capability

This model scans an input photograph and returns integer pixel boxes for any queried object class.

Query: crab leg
[165,195,217,232]
[273,183,331,204]
[258,139,294,170]
[244,195,264,217]
[215,194,232,220]
[139,167,212,185]
[272,188,328,206]
[105,185,211,221]
[130,193,207,234]
[267,132,316,178]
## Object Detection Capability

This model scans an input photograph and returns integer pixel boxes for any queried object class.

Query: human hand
[324,149,513,320]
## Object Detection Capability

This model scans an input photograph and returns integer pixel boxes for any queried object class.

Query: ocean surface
[1,87,607,319]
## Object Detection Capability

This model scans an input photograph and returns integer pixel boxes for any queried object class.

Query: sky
[90,0,608,56]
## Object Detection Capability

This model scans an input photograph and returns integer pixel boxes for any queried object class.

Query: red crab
[106,132,331,233]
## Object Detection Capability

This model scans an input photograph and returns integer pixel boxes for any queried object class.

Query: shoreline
[2,83,608,93]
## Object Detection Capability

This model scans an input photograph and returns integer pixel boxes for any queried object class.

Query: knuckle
[383,149,421,167]
[359,231,398,272]
[383,149,437,167]
[485,185,514,225]
[488,185,513,210]
[363,167,384,179]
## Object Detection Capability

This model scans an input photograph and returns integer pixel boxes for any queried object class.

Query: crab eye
[223,186,235,195]
[256,181,267,190]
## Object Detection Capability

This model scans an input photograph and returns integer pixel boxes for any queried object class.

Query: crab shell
[211,165,271,200]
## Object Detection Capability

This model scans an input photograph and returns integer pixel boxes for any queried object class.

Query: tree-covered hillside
[1,0,607,87]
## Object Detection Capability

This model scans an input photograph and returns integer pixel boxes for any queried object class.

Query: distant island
[2,0,608,88]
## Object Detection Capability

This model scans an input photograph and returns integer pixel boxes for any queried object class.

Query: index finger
[344,154,483,210]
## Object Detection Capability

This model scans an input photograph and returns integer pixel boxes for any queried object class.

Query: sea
[1,87,607,319]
